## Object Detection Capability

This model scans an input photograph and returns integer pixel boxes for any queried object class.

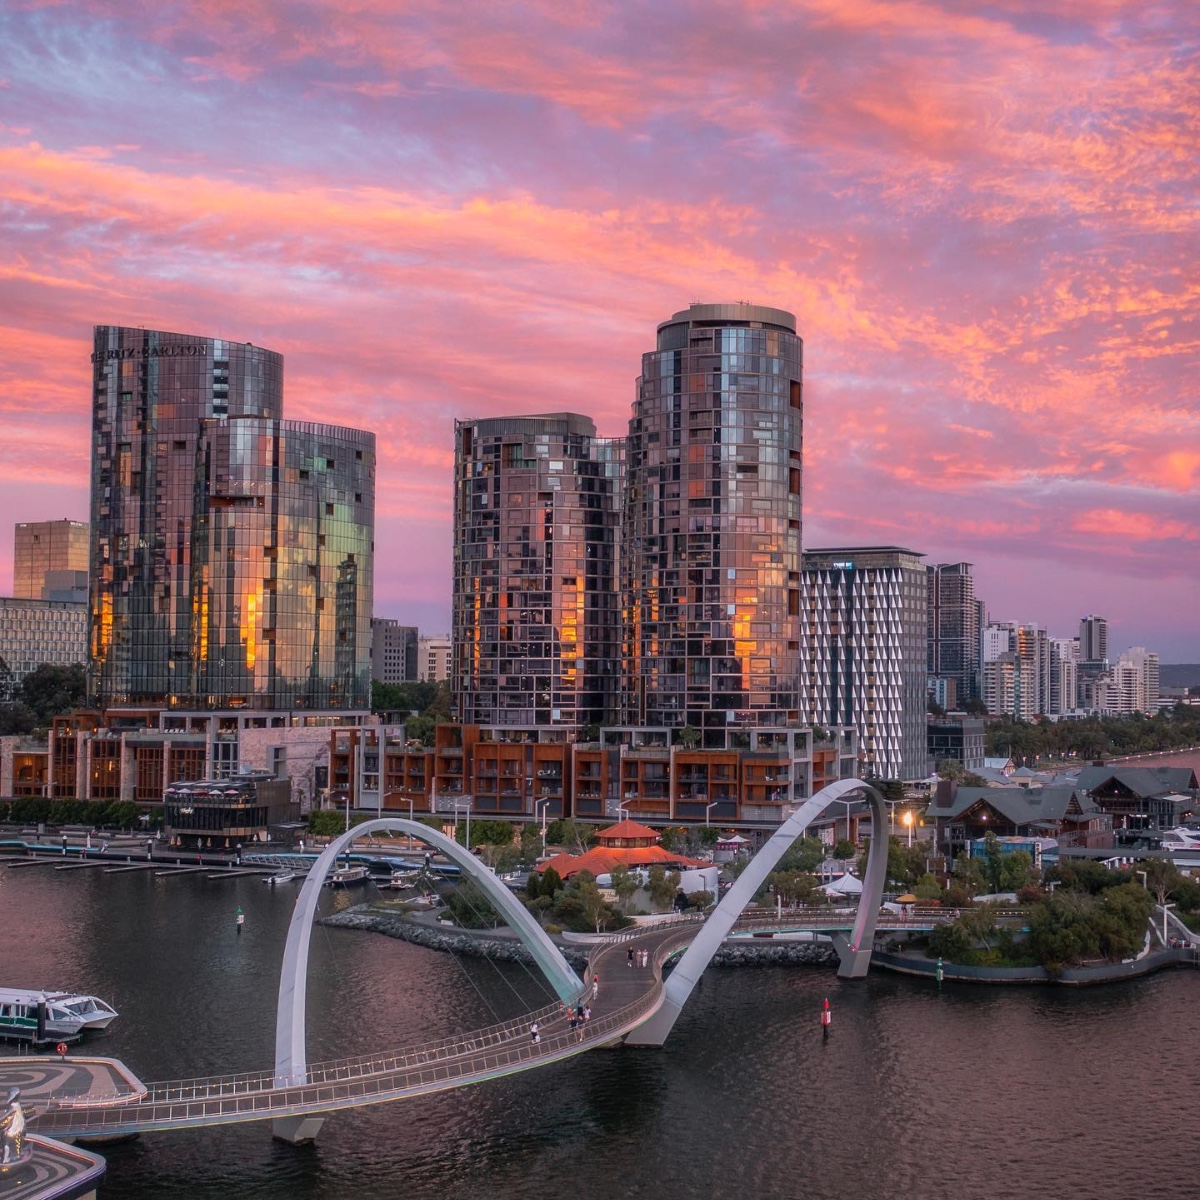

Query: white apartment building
[418,635,452,682]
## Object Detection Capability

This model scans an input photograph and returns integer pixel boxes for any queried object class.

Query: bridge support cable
[624,778,890,1047]
[272,817,584,1143]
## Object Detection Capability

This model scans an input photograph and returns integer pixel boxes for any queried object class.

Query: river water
[2,863,1197,1200]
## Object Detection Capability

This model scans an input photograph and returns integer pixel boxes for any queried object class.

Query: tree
[574,873,608,933]
[833,838,857,862]
[686,889,715,909]
[937,758,967,782]
[777,836,825,874]
[609,863,639,912]
[403,716,437,746]
[952,850,985,899]
[17,663,86,725]
[913,872,942,901]
[443,879,500,929]
[1141,858,1180,907]
[519,824,544,864]
[545,819,595,855]
[768,870,818,907]
[677,724,701,748]
[646,864,681,912]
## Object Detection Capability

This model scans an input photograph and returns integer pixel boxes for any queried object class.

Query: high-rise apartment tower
[452,414,623,728]
[927,562,981,703]
[89,325,374,710]
[624,303,803,731]
[801,547,930,781]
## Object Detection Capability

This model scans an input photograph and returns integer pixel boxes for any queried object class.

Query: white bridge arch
[272,817,585,1140]
[626,777,890,1045]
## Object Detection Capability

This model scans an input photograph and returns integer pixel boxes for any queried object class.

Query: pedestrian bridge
[31,779,895,1143]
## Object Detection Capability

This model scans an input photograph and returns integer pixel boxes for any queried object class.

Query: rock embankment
[322,908,838,968]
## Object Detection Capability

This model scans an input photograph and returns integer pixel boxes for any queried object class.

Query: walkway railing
[33,927,692,1136]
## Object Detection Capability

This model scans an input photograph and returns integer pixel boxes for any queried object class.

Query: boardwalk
[29,922,698,1139]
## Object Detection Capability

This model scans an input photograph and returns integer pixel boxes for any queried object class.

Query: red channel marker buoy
[821,998,831,1038]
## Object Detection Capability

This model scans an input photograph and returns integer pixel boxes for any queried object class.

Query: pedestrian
[530,1022,540,1045]
[591,975,599,1000]
[583,1005,591,1024]
[627,946,634,968]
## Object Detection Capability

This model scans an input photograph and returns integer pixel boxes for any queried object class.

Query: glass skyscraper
[452,414,623,728]
[623,304,804,731]
[89,325,374,710]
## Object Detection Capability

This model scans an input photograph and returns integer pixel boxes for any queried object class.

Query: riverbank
[871,944,1200,985]
[322,905,838,968]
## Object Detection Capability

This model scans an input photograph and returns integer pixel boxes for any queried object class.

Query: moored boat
[328,864,370,886]
[0,988,118,1041]
[265,871,297,885]
[386,871,419,890]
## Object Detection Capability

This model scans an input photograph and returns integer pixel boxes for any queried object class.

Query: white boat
[265,871,297,885]
[0,988,118,1040]
[1160,827,1200,852]
[328,864,370,886]
[387,871,419,890]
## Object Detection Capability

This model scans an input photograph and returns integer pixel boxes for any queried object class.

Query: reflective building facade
[624,304,804,731]
[89,326,374,710]
[452,414,624,728]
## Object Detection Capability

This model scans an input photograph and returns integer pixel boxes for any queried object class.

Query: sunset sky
[1,0,1196,660]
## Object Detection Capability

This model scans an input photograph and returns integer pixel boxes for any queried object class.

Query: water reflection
[1,866,1196,1200]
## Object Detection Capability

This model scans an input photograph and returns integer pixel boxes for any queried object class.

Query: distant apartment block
[1047,636,1079,715]
[982,622,1046,719]
[0,597,87,701]
[1079,614,1109,665]
[801,547,930,781]
[1098,646,1160,716]
[927,714,986,772]
[927,562,982,704]
[14,519,89,602]
[419,635,451,682]
[371,619,418,684]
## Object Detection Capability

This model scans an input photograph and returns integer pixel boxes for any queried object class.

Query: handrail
[34,928,692,1134]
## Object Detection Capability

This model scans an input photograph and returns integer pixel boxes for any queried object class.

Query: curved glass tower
[624,304,803,730]
[452,414,623,728]
[89,326,374,709]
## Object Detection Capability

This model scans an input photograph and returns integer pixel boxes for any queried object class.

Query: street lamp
[704,800,719,828]
[830,798,854,844]
[535,798,551,860]
[902,809,915,848]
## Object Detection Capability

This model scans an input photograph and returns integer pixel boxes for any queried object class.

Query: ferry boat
[0,989,118,1041]
[328,864,370,886]
[386,871,419,890]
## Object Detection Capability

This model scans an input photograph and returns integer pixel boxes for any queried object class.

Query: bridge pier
[831,933,873,979]
[272,1115,324,1145]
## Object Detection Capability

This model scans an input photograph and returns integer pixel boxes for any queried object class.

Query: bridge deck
[30,923,697,1138]
[24,908,969,1139]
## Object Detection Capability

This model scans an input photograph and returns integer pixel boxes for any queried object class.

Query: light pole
[535,798,551,860]
[902,809,915,848]
[1162,901,1176,946]
[704,800,719,828]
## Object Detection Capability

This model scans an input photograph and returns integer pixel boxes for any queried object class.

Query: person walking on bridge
[530,1022,540,1045]
[627,946,634,967]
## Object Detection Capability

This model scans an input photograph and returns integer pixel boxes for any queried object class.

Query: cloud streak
[0,0,1196,655]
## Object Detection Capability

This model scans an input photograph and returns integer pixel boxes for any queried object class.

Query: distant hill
[1161,664,1200,689]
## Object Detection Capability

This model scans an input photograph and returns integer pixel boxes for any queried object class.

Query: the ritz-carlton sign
[91,344,209,363]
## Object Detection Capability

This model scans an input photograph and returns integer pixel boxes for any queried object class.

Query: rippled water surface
[2,864,1198,1199]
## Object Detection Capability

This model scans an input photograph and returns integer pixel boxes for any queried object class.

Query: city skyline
[0,2,1196,660]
